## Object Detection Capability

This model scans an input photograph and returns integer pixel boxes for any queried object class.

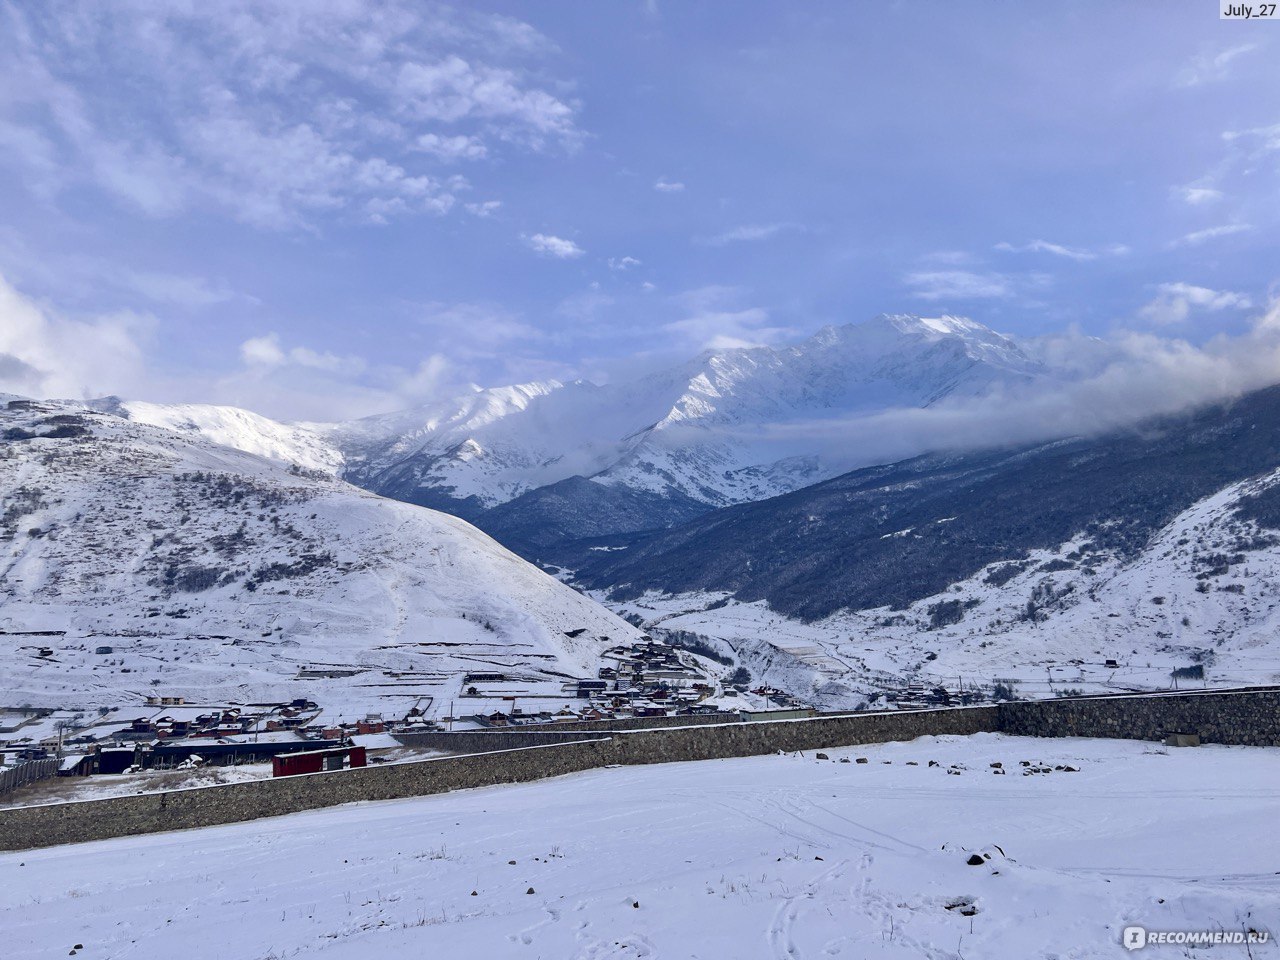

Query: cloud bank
[0,3,581,229]
[734,301,1280,473]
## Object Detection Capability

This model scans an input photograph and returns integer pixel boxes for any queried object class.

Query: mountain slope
[101,398,345,476]
[574,385,1280,708]
[570,384,1280,622]
[0,398,640,716]
[473,476,712,554]
[593,313,1041,505]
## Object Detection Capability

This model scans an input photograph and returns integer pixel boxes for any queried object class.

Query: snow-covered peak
[333,379,568,446]
[806,314,1036,371]
[62,313,1048,519]
[103,400,346,476]
[879,313,988,336]
[313,312,1050,511]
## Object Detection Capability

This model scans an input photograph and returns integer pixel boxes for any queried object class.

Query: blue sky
[0,1,1276,420]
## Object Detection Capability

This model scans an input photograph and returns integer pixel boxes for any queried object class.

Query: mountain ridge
[76,313,1050,542]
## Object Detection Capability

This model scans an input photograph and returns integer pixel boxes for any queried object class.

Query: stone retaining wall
[470,711,747,732]
[0,738,616,850]
[997,688,1280,746]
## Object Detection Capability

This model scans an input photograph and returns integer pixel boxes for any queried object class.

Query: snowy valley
[12,316,1280,720]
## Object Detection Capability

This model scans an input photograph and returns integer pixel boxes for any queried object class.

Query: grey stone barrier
[451,710,750,733]
[1,688,1276,851]
[997,687,1280,746]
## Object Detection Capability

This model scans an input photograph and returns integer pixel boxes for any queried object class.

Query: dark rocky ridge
[473,475,710,553]
[555,384,1280,621]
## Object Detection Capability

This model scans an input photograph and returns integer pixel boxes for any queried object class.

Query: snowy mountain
[590,314,1042,501]
[575,384,1280,708]
[326,378,632,519]
[67,316,1043,546]
[330,315,1046,542]
[0,397,640,717]
[100,398,345,476]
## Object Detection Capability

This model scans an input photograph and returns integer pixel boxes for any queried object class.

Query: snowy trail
[3,733,1278,959]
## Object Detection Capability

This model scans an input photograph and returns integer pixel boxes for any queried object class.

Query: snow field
[3,733,1276,959]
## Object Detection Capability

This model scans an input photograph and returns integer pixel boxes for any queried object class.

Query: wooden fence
[0,758,57,797]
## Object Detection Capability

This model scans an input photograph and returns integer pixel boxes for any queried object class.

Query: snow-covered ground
[2,761,276,807]
[109,399,346,476]
[4,734,1276,959]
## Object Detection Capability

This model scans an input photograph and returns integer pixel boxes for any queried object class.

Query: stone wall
[611,705,997,766]
[468,711,747,733]
[3,689,1278,852]
[0,738,615,850]
[397,729,630,752]
[395,710,753,753]
[998,689,1280,746]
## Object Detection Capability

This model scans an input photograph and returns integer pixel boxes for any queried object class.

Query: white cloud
[418,302,541,356]
[1173,223,1253,246]
[994,239,1128,262]
[663,286,795,351]
[608,256,642,271]
[743,301,1280,476]
[239,335,287,367]
[220,332,460,421]
[0,274,151,400]
[395,56,580,149]
[525,233,585,259]
[0,4,581,229]
[664,309,784,351]
[115,270,236,308]
[239,333,365,375]
[413,133,488,162]
[1138,282,1252,326]
[1223,121,1280,155]
[1176,43,1258,88]
[0,277,540,421]
[396,354,454,402]
[699,223,799,246]
[653,178,685,193]
[464,200,502,217]
[904,270,1013,301]
[0,232,237,309]
[1176,184,1223,206]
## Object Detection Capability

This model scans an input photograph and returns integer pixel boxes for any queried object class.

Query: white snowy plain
[4,733,1277,959]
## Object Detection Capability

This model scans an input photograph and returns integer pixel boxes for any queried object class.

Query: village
[0,636,815,803]
[460,638,811,727]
